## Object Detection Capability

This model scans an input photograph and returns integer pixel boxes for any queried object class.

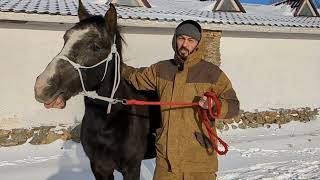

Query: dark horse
[34,2,160,180]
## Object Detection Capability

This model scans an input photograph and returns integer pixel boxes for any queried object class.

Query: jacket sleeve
[214,72,240,119]
[121,62,157,91]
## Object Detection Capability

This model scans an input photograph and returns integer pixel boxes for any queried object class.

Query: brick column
[202,30,222,66]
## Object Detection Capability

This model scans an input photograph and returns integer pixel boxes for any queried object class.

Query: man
[122,20,240,180]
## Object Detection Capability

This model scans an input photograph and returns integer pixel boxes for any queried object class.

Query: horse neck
[95,58,129,101]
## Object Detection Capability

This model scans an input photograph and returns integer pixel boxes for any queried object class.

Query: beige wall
[0,25,84,129]
[0,23,319,129]
[0,23,174,129]
[120,26,174,66]
[221,31,320,111]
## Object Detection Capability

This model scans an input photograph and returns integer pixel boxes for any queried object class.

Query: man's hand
[198,96,214,109]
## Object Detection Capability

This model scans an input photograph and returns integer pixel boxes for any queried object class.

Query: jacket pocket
[182,133,217,163]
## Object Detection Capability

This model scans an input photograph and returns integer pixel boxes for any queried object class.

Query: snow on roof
[213,0,246,13]
[0,0,320,33]
[243,3,296,16]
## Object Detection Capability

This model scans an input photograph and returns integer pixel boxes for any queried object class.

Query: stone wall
[202,30,222,66]
[216,107,319,131]
[0,107,318,147]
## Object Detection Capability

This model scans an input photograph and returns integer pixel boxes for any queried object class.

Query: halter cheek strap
[57,38,121,114]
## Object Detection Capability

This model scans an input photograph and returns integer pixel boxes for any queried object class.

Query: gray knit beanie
[175,21,201,41]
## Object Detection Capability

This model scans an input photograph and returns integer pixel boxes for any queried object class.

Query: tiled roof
[0,0,320,28]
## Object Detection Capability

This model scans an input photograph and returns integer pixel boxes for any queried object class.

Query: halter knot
[73,63,82,70]
[111,44,117,53]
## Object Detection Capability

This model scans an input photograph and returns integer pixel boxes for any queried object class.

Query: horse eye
[91,43,103,51]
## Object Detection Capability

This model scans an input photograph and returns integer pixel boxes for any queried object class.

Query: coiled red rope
[123,91,228,155]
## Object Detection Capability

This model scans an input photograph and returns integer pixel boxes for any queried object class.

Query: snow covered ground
[218,118,320,180]
[1,117,319,180]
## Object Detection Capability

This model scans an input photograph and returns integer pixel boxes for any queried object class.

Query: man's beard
[178,47,189,60]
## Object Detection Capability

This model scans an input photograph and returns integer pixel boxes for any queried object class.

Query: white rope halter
[58,38,121,114]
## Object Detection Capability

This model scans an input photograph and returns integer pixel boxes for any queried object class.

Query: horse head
[34,1,121,109]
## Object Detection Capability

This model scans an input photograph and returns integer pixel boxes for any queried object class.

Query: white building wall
[0,25,84,129]
[221,32,320,111]
[0,23,319,129]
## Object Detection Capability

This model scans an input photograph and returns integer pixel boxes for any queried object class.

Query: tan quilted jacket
[121,31,239,173]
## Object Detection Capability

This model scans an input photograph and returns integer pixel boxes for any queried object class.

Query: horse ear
[105,4,117,35]
[78,0,90,21]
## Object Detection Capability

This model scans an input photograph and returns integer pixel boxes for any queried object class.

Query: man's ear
[104,4,117,35]
[78,0,91,21]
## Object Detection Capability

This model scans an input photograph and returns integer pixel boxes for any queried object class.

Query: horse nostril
[34,82,59,102]
[34,79,55,99]
[35,83,47,96]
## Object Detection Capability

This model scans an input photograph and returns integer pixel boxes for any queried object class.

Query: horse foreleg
[123,163,141,180]
[90,162,114,180]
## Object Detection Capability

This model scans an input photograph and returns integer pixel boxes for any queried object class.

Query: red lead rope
[200,92,228,155]
[124,91,229,155]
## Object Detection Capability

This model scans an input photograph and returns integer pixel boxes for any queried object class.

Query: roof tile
[0,0,320,28]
